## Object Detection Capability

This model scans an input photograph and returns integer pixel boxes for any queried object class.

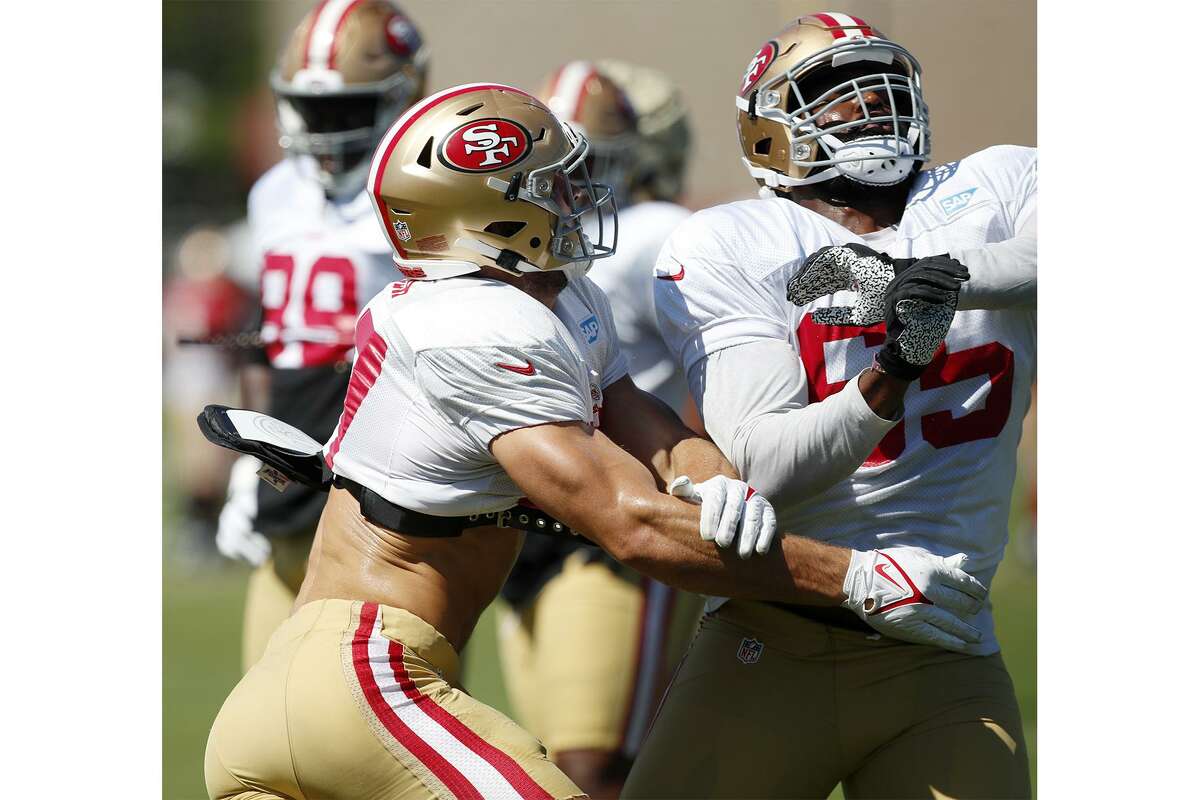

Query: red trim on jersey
[326,0,364,69]
[387,635,554,799]
[371,84,537,256]
[745,485,757,500]
[325,309,387,468]
[300,0,331,69]
[351,604,481,800]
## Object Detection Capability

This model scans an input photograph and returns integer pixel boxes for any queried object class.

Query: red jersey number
[796,315,1014,466]
[260,252,358,367]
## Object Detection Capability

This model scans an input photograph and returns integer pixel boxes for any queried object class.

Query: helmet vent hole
[484,221,528,239]
[416,137,434,168]
[533,127,547,143]
[456,103,484,116]
[389,208,413,215]
[530,236,542,248]
[754,137,773,155]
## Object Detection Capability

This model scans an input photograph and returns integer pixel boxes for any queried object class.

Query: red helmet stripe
[326,0,365,69]
[300,0,332,69]
[548,61,598,122]
[368,83,537,255]
[811,12,847,38]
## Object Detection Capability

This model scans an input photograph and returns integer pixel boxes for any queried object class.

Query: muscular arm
[491,419,849,604]
[598,375,737,490]
[695,339,900,506]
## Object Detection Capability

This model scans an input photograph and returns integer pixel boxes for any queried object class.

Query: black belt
[333,476,588,542]
[768,602,875,634]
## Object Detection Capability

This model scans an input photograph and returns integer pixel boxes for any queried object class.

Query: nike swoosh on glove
[842,546,988,653]
[668,475,777,558]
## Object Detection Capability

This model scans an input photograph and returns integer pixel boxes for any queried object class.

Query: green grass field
[163,504,1035,800]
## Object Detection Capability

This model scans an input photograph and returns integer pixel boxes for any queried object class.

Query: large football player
[492,62,699,798]
[203,83,988,800]
[215,0,428,670]
[625,13,1036,799]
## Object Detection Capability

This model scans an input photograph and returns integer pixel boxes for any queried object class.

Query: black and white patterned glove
[786,243,907,325]
[875,255,968,380]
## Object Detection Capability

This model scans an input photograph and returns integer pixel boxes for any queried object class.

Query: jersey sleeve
[653,207,795,378]
[415,339,592,451]
[571,276,630,388]
[953,146,1038,310]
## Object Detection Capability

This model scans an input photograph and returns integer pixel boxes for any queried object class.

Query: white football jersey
[323,274,628,517]
[249,159,399,368]
[588,201,692,410]
[655,146,1037,654]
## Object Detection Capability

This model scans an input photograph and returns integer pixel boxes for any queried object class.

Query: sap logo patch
[737,637,764,665]
[940,188,978,218]
[579,315,600,344]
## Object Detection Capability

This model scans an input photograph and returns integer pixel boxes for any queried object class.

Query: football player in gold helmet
[204,81,986,800]
[625,12,1036,798]
[213,0,429,672]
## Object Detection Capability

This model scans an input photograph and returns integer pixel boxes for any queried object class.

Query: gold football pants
[206,599,584,800]
[240,536,311,673]
[496,553,703,757]
[622,600,1030,800]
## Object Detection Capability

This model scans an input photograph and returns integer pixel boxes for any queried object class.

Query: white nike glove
[668,475,777,558]
[215,455,272,567]
[842,546,988,653]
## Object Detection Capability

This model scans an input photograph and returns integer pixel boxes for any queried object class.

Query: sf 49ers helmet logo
[740,41,778,95]
[439,118,533,173]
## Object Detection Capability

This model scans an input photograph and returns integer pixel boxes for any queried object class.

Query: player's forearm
[951,223,1037,310]
[610,493,848,604]
[722,372,898,503]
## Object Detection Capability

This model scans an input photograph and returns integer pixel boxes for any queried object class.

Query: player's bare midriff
[294,487,522,652]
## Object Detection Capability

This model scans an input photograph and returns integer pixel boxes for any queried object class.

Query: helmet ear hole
[529,236,542,248]
[483,221,528,238]
[754,137,773,156]
[416,137,434,168]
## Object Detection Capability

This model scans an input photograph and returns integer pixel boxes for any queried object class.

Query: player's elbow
[588,493,660,566]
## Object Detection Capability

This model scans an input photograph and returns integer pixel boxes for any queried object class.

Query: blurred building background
[162,2,1036,797]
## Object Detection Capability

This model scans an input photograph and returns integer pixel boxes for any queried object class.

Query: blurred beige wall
[268,0,1034,207]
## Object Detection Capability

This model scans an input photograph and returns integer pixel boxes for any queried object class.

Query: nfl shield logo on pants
[737,637,764,664]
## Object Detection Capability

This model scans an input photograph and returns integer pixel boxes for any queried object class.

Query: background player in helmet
[625,12,1036,799]
[214,0,428,670]
[204,82,987,800]
[494,62,699,798]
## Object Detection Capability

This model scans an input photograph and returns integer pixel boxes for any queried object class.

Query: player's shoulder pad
[659,197,829,283]
[955,145,1037,191]
[388,278,565,354]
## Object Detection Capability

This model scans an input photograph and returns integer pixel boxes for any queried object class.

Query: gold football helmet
[538,62,639,204]
[597,59,692,203]
[368,83,618,281]
[736,12,930,191]
[272,0,429,198]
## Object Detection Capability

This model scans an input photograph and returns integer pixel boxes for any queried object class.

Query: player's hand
[875,255,968,380]
[216,455,272,567]
[669,475,777,558]
[786,243,905,324]
[842,546,987,653]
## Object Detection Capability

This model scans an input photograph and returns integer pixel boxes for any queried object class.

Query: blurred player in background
[493,62,697,798]
[215,0,428,671]
[625,13,1036,799]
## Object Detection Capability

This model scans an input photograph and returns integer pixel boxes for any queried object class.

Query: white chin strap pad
[829,136,916,186]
